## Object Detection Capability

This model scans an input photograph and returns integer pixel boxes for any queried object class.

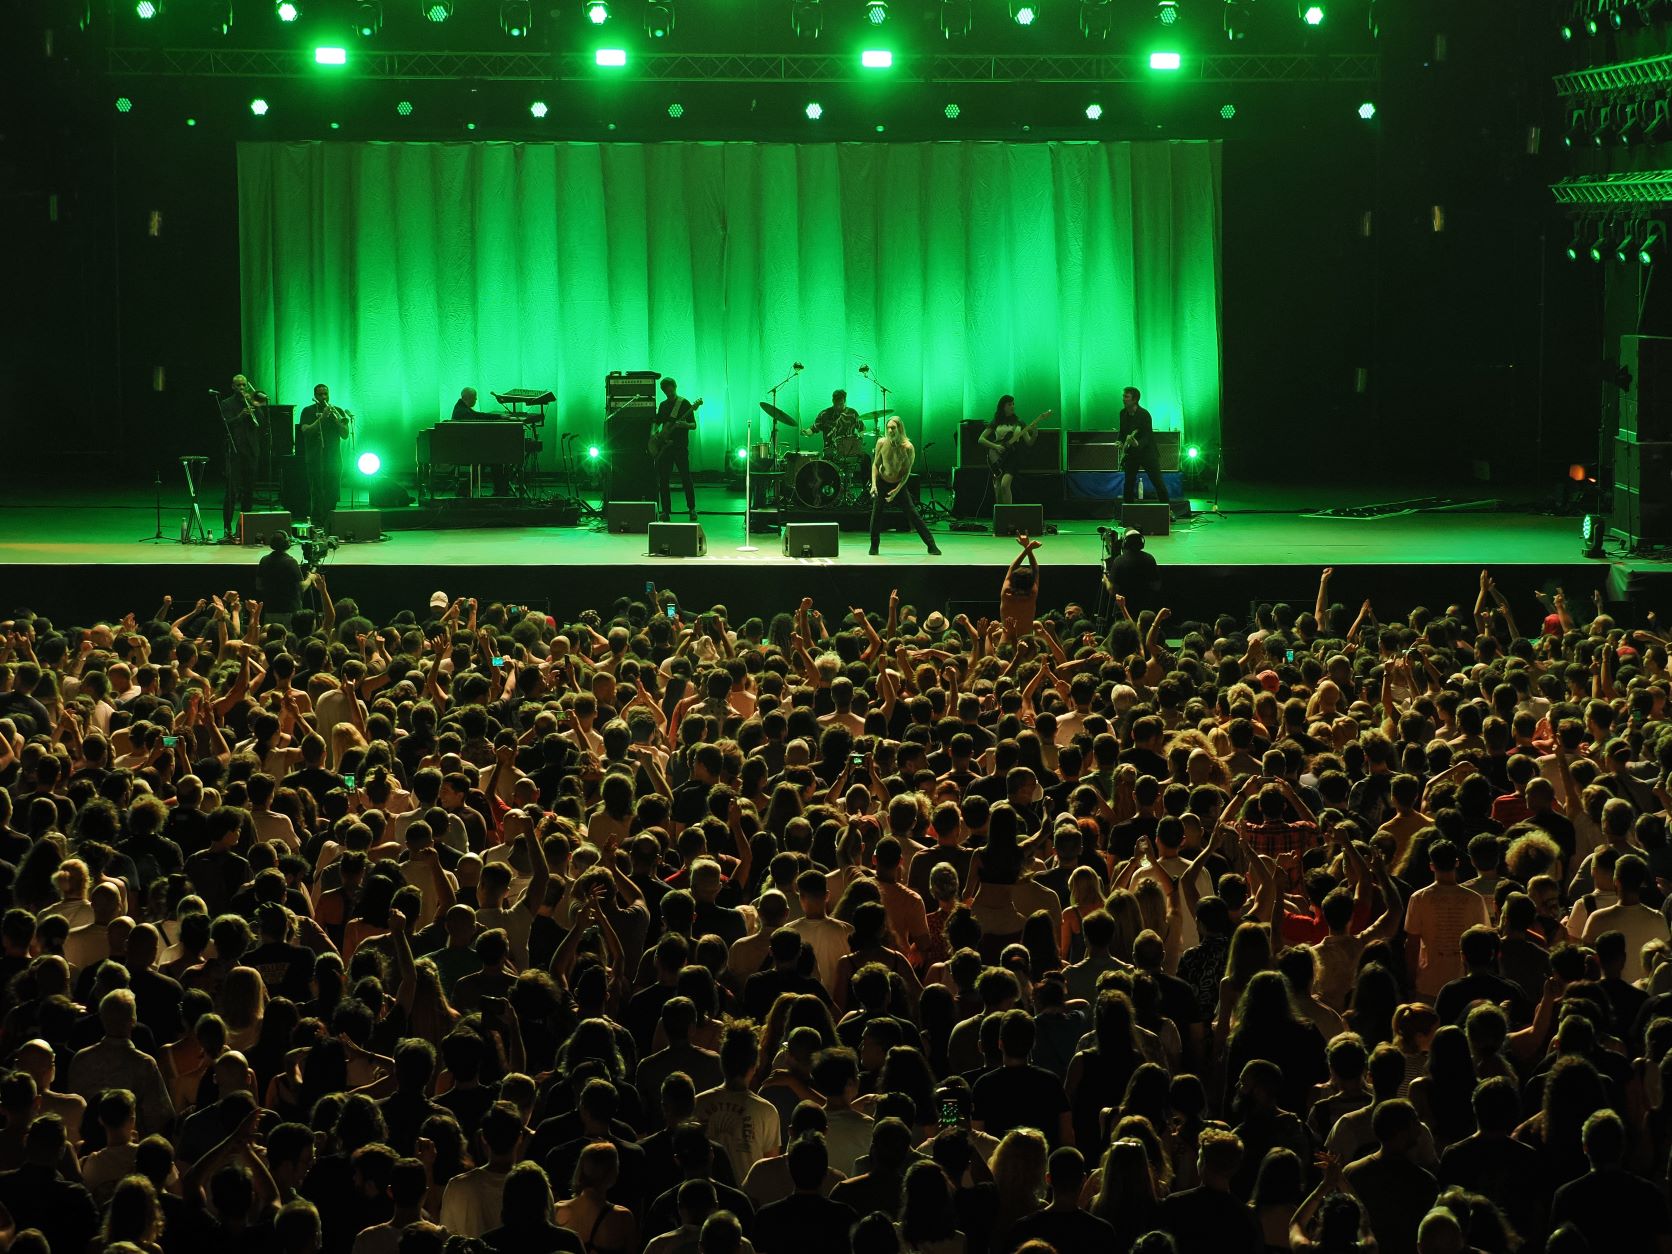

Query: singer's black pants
[868,477,937,552]
[1122,441,1170,503]
[657,443,696,518]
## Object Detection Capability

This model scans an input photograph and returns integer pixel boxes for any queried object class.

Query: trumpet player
[300,382,353,522]
[219,373,267,538]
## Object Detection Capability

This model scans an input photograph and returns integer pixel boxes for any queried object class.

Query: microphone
[859,365,870,374]
[792,362,804,371]
[207,388,220,395]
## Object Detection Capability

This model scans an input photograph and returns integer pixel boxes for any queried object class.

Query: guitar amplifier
[1067,432,1124,471]
[956,420,1063,472]
[648,522,706,557]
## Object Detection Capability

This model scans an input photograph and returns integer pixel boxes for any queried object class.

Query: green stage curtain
[239,140,1221,475]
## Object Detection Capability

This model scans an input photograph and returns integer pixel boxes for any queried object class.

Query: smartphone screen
[666,604,677,620]
[939,1099,960,1127]
[492,656,504,668]
[1285,649,1295,663]
[850,753,865,766]
[644,580,656,599]
[162,735,179,748]
[343,774,357,789]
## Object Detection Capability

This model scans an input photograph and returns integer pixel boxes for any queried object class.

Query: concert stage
[0,481,1637,629]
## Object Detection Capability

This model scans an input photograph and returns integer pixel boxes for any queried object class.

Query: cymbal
[758,401,798,428]
[857,409,892,424]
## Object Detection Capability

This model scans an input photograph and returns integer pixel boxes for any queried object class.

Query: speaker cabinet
[993,504,1045,537]
[1621,335,1672,442]
[239,511,291,545]
[327,509,382,542]
[607,501,658,534]
[648,522,706,557]
[782,523,840,558]
[1122,502,1172,536]
[1613,436,1672,543]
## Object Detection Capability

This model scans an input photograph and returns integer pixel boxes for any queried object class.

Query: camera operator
[1102,527,1161,614]
[258,531,305,628]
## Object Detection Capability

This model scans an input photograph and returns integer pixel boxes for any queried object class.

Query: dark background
[0,0,1634,496]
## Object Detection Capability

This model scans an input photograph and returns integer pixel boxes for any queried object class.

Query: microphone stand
[746,363,802,553]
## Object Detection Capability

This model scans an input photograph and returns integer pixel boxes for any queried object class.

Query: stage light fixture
[209,0,233,33]
[1085,102,1103,119]
[1301,3,1324,24]
[357,452,382,476]
[1220,103,1236,119]
[1589,221,1608,263]
[668,102,684,117]
[275,0,300,19]
[1582,512,1606,557]
[315,45,347,64]
[584,0,609,20]
[1010,0,1037,24]
[1642,224,1663,265]
[397,100,413,115]
[1565,219,1583,261]
[500,0,530,35]
[587,445,601,460]
[596,47,626,65]
[1609,0,1626,27]
[1079,0,1111,37]
[530,100,549,117]
[945,102,960,118]
[734,448,749,463]
[1616,101,1640,144]
[805,100,823,119]
[186,117,197,126]
[939,0,971,37]
[861,48,892,67]
[645,0,672,35]
[1149,50,1181,69]
[1562,107,1587,149]
[354,0,381,34]
[1617,221,1638,263]
[1358,101,1376,120]
[1157,0,1178,24]
[865,0,887,22]
[135,0,159,18]
[115,96,133,112]
[791,0,822,36]
[250,97,269,115]
[423,0,451,19]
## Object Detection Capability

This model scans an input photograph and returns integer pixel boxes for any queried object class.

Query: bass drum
[793,458,844,509]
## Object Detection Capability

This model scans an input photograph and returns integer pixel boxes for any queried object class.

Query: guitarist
[979,395,1052,505]
[652,376,702,522]
[1118,386,1169,504]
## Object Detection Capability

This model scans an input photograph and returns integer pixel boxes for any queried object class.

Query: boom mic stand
[746,362,802,552]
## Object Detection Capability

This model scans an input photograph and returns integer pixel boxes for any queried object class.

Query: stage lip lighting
[596,47,627,65]
[1149,50,1181,69]
[315,45,347,64]
[357,452,382,476]
[861,48,893,67]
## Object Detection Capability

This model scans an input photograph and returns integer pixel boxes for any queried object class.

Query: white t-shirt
[1403,880,1490,999]
[438,1164,510,1237]
[784,914,853,990]
[1582,901,1670,982]
[694,1084,782,1178]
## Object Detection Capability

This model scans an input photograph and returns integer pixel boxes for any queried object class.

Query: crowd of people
[0,545,1665,1254]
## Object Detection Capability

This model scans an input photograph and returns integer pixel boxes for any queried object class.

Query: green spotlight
[1011,1,1037,24]
[423,0,452,20]
[668,102,684,118]
[275,0,300,18]
[866,0,887,22]
[357,452,382,476]
[135,0,159,18]
[585,0,608,20]
[396,100,413,116]
[250,97,269,116]
[1085,102,1103,120]
[587,445,601,460]
[1642,227,1662,266]
[1302,3,1324,24]
[596,47,626,65]
[530,100,549,118]
[861,49,893,67]
[805,101,823,119]
[945,103,960,119]
[1357,101,1376,120]
[1185,444,1201,461]
[1220,104,1236,119]
[734,448,748,463]
[115,96,134,113]
[1149,50,1181,69]
[315,46,347,65]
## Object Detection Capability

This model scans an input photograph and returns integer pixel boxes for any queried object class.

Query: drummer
[812,389,860,452]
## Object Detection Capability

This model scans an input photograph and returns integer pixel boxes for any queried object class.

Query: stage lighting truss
[1080,0,1112,40]
[791,0,822,36]
[645,0,673,36]
[355,0,383,35]
[500,0,530,36]
[939,0,971,38]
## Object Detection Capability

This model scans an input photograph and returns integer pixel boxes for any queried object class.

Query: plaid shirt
[1242,819,1318,860]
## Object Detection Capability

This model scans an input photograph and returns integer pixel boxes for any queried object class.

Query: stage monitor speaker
[369,478,412,509]
[1621,335,1672,441]
[993,504,1045,537]
[239,511,291,545]
[648,521,706,557]
[781,522,840,558]
[1613,436,1672,542]
[607,501,658,534]
[1122,502,1172,536]
[327,509,381,542]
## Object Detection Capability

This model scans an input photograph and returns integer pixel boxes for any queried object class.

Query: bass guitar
[985,409,1052,475]
[648,398,704,457]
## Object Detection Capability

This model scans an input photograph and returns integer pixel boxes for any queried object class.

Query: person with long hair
[1407,1025,1477,1154]
[896,1159,966,1254]
[1065,989,1146,1155]
[1253,1147,1307,1252]
[988,1128,1048,1247]
[1226,971,1328,1116]
[868,415,941,557]
[1215,921,1274,1047]
[966,804,1036,961]
[98,1173,165,1254]
[978,394,1048,507]
[1089,1138,1162,1249]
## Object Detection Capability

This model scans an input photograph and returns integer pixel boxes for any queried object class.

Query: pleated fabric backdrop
[238,140,1221,473]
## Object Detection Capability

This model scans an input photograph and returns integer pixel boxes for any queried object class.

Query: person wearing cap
[429,590,449,616]
[1103,526,1161,614]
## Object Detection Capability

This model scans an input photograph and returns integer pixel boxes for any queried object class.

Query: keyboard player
[451,386,511,496]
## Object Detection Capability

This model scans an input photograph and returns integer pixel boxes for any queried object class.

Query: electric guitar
[648,397,704,457]
[985,409,1052,475]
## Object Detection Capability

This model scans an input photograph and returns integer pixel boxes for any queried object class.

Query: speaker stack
[1614,335,1672,547]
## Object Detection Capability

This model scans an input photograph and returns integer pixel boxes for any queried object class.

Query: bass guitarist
[650,377,703,522]
[978,395,1052,505]
[1118,385,1169,504]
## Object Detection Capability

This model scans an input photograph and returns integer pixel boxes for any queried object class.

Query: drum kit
[752,401,889,509]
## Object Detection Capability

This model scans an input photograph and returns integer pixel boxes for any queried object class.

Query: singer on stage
[218,373,266,540]
[299,383,351,521]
